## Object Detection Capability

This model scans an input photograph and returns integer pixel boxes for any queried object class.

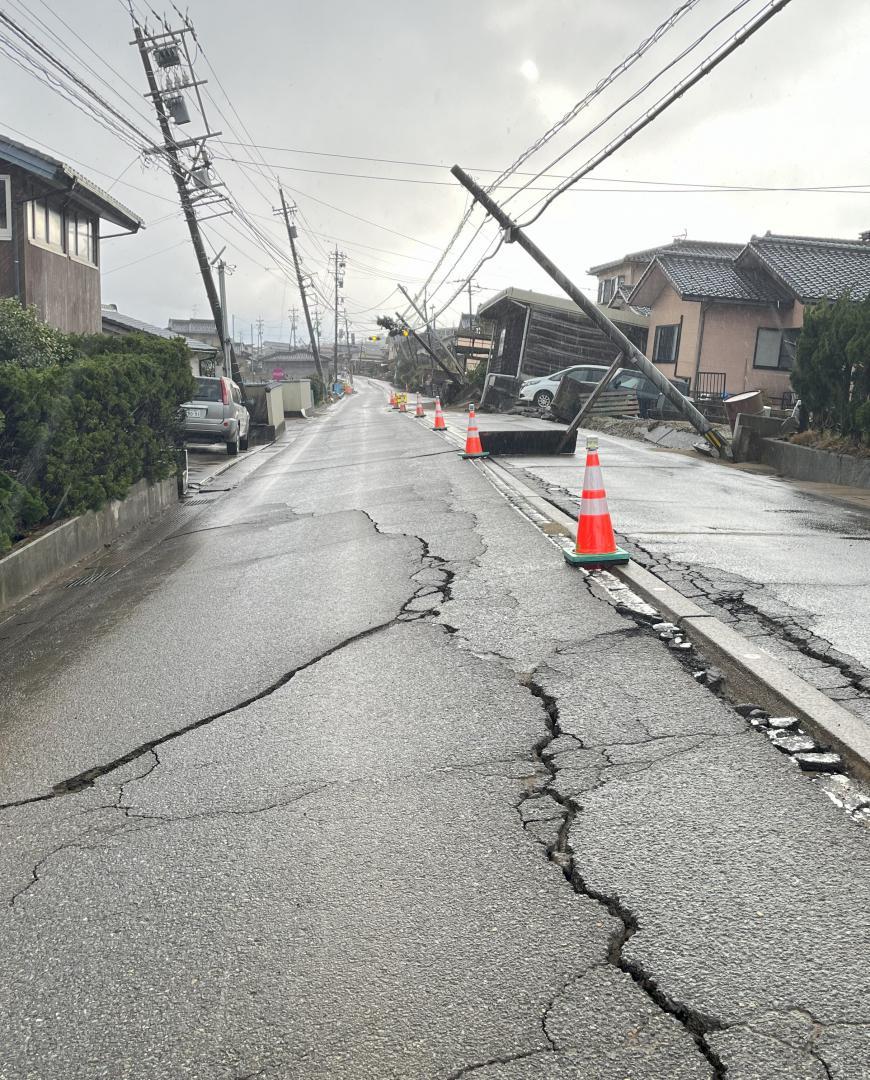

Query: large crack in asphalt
[0,515,455,816]
[518,676,728,1079]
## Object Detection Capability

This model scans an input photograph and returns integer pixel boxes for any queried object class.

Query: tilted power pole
[131,18,242,387]
[450,166,728,456]
[277,188,325,385]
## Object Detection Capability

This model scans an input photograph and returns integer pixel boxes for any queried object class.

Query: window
[28,198,64,251]
[754,327,799,371]
[597,275,626,304]
[68,209,96,264]
[652,323,680,364]
[0,176,10,240]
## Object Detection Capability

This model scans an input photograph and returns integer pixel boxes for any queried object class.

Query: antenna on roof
[672,229,688,243]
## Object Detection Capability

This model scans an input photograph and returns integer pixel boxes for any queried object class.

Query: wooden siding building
[0,135,142,334]
[478,287,648,405]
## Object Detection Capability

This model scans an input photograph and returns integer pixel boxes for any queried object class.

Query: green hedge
[792,293,870,440]
[0,308,194,552]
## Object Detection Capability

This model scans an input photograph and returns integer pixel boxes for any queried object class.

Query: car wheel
[239,432,249,451]
[533,390,554,409]
[226,435,239,456]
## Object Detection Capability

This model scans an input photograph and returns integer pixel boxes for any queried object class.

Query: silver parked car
[180,376,251,456]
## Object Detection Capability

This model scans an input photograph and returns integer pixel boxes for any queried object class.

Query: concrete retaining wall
[757,438,870,490]
[0,476,177,613]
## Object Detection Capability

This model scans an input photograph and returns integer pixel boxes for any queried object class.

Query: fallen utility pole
[450,166,728,456]
[397,284,463,377]
[278,188,325,386]
[394,314,462,389]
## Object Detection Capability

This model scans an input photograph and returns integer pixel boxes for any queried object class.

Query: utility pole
[131,17,242,388]
[277,187,325,385]
[256,317,264,363]
[397,284,462,377]
[213,250,233,380]
[449,165,728,455]
[331,246,346,384]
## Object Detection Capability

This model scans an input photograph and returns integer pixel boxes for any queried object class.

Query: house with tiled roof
[613,233,870,403]
[588,239,742,310]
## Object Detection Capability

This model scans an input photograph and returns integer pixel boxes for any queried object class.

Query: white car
[517,365,611,410]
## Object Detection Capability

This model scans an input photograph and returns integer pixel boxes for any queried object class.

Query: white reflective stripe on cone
[583,465,604,489]
[580,496,611,516]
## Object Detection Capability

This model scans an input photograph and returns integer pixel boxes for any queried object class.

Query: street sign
[272,368,285,381]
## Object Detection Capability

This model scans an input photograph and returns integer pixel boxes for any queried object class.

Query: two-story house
[0,135,142,333]
[590,234,870,404]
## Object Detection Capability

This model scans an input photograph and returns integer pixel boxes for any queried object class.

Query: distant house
[167,317,222,349]
[0,134,142,333]
[478,286,648,405]
[101,306,219,376]
[591,233,870,404]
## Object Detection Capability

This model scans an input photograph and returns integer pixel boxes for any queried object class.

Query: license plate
[185,407,207,418]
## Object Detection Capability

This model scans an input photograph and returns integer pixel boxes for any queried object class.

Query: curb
[458,453,870,782]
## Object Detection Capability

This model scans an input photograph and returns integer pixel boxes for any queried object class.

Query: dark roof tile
[742,234,870,302]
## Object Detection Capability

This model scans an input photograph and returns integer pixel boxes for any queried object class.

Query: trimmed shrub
[0,307,194,550]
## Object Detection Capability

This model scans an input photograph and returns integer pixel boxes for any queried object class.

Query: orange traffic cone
[414,393,425,418]
[399,395,407,413]
[389,390,397,409]
[433,398,446,431]
[564,437,629,566]
[460,404,489,459]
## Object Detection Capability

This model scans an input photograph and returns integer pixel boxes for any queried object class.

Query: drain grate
[64,568,122,588]
[182,497,221,506]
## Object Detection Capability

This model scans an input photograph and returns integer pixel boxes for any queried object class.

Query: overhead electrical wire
[402,0,707,321]
[419,0,784,329]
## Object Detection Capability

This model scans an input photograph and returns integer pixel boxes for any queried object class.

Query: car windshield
[192,378,221,402]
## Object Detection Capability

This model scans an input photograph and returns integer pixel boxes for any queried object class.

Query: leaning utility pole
[450,166,728,456]
[131,18,241,386]
[277,188,325,385]
[397,284,462,377]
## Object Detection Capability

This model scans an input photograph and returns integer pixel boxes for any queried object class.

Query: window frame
[0,176,10,240]
[652,323,681,364]
[753,327,799,371]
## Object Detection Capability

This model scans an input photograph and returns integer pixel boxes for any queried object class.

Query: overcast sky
[2,0,867,344]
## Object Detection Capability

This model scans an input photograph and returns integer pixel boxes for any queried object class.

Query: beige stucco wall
[643,283,803,400]
[699,301,801,398]
[644,284,701,382]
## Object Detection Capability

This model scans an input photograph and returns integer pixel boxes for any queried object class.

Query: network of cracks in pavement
[1,402,869,1080]
[506,461,870,735]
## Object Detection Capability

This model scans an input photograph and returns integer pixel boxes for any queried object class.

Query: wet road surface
[504,432,870,732]
[1,381,868,1078]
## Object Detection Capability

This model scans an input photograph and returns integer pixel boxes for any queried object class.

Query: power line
[519,0,794,227]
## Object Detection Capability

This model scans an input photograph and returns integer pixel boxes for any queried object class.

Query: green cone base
[563,546,630,566]
[461,451,490,459]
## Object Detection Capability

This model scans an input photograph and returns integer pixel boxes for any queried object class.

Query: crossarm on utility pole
[449,165,729,457]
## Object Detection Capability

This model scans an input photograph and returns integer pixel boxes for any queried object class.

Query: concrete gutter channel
[417,407,870,786]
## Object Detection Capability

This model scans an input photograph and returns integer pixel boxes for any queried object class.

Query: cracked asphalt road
[1,380,869,1078]
[501,432,870,732]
